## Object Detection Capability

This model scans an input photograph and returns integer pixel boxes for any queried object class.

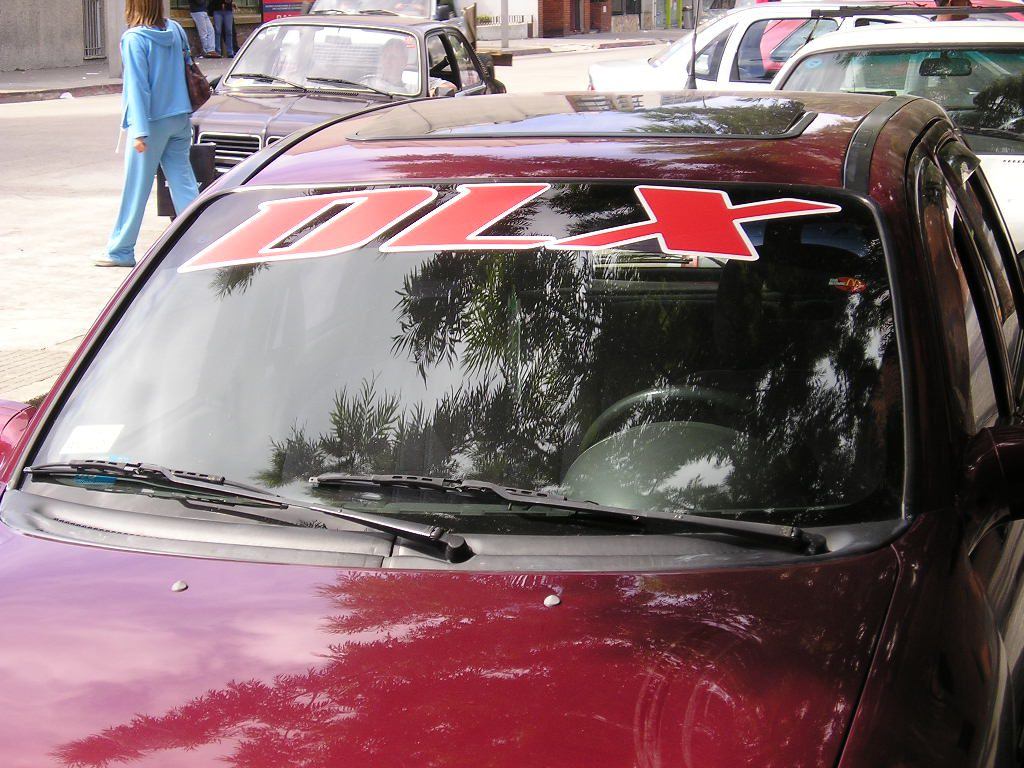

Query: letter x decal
[551,186,840,260]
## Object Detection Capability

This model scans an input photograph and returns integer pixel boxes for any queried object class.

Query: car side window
[954,173,1023,384]
[918,158,1002,432]
[445,32,482,90]
[426,33,456,87]
[694,26,732,81]
[733,18,837,84]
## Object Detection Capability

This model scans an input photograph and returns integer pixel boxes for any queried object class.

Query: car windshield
[312,0,432,16]
[784,47,1024,153]
[28,183,902,530]
[226,25,421,96]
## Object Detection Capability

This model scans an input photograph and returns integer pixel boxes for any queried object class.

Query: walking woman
[96,0,199,268]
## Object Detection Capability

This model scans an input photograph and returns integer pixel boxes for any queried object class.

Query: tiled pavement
[0,343,83,404]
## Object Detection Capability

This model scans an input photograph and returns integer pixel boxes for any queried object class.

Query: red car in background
[3,90,1024,766]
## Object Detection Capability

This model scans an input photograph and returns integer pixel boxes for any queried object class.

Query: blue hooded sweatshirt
[120,20,193,140]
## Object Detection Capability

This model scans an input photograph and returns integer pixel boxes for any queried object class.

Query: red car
[2,90,1024,767]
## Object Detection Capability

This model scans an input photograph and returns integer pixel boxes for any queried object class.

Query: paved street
[0,44,663,403]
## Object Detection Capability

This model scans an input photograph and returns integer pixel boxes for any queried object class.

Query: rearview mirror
[920,55,972,78]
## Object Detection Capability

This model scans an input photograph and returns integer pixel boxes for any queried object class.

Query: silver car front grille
[197,132,262,171]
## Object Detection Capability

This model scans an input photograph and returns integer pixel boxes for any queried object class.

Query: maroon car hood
[0,521,898,768]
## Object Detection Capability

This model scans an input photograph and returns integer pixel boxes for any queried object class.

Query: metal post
[500,0,508,48]
[105,0,125,77]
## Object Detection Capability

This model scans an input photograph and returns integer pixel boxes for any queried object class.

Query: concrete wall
[474,0,537,21]
[0,0,86,72]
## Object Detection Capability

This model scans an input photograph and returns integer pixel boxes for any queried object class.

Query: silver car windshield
[227,25,421,96]
[785,47,1024,153]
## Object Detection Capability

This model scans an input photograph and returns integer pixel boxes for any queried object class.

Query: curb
[472,37,661,62]
[0,83,122,105]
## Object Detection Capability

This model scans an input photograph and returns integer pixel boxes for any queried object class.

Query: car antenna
[685,0,701,89]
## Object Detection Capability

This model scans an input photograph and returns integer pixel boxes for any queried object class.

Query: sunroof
[347,93,813,141]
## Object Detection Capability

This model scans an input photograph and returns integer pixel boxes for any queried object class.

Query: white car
[773,22,1024,249]
[587,3,928,92]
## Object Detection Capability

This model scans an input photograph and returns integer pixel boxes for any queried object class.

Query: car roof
[783,20,1024,57]
[259,13,444,32]
[241,90,945,192]
[702,1,934,24]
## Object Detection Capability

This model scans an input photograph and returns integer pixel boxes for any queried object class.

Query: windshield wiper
[24,461,472,562]
[309,473,828,554]
[358,8,401,14]
[960,126,1024,144]
[304,76,395,98]
[229,72,307,90]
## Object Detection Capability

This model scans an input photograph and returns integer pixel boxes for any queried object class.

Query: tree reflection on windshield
[252,195,900,523]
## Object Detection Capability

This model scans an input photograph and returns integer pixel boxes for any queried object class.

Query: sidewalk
[0,58,234,104]
[0,29,685,103]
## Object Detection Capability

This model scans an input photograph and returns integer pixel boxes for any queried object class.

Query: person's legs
[159,115,200,215]
[223,11,235,56]
[102,118,179,265]
[190,11,216,55]
[213,11,225,56]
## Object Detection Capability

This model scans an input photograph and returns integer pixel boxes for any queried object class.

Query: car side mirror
[430,81,457,97]
[0,401,34,480]
[208,75,222,89]
[435,3,454,19]
[967,426,1024,521]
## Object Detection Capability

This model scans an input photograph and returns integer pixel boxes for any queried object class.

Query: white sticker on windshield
[58,424,123,456]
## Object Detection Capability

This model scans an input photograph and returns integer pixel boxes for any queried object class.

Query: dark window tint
[919,159,1001,431]
[958,174,1022,378]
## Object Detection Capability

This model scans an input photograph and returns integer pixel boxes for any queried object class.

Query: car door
[920,135,1024,712]
[444,30,488,96]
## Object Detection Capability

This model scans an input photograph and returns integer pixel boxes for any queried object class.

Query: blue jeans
[190,11,216,54]
[213,10,234,56]
[106,114,198,265]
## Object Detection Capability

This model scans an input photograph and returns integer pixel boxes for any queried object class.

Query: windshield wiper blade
[24,461,473,562]
[358,8,401,14]
[229,72,307,90]
[960,126,1024,143]
[309,473,828,554]
[304,76,395,98]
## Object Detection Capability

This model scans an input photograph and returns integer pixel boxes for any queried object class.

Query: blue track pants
[106,114,198,265]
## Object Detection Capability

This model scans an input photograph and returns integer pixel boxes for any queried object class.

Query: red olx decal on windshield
[177,184,842,273]
[551,186,841,259]
[382,183,552,252]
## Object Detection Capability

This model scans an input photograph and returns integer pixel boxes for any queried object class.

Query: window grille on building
[83,0,105,59]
